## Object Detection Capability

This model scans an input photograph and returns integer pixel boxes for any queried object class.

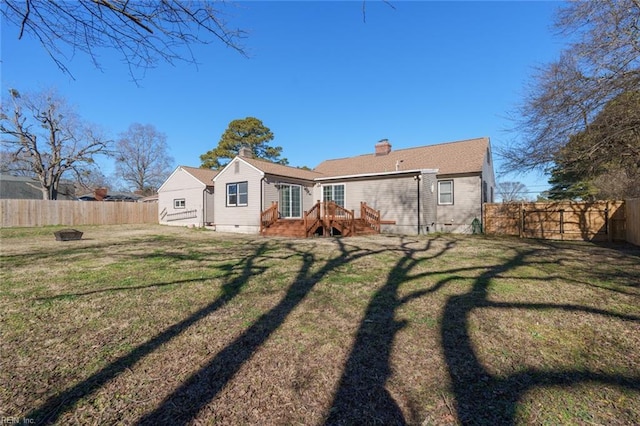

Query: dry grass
[1,224,639,425]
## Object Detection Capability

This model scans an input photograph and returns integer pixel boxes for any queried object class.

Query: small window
[438,180,453,205]
[174,198,186,209]
[227,181,248,206]
[483,181,488,203]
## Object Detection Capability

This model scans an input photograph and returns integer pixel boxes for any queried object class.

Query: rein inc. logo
[1,417,35,424]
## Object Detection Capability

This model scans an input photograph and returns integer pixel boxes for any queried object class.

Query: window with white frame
[438,180,453,205]
[174,198,185,209]
[227,181,248,206]
[323,184,345,207]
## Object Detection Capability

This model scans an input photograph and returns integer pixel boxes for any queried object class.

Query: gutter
[314,168,438,182]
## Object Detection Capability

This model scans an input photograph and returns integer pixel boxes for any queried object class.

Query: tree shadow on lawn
[27,235,640,425]
[441,246,640,424]
[136,238,387,424]
[32,252,252,301]
[536,239,640,291]
[136,237,640,425]
[32,276,230,301]
[28,242,272,424]
[1,235,181,267]
[327,237,640,425]
[325,237,457,425]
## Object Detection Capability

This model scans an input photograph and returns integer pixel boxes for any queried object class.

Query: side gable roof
[180,166,218,186]
[237,156,325,181]
[314,137,490,177]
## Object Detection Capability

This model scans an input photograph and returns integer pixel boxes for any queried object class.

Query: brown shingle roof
[240,157,325,181]
[181,166,218,186]
[314,137,490,177]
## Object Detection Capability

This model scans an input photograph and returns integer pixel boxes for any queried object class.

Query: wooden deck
[260,201,387,238]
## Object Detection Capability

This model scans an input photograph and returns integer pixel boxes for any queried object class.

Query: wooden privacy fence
[483,200,629,242]
[0,199,158,227]
[626,198,640,246]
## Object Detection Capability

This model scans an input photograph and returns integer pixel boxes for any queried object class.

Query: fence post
[519,203,524,238]
[483,203,487,235]
[606,201,612,242]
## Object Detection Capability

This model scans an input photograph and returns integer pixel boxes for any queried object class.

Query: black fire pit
[54,229,83,241]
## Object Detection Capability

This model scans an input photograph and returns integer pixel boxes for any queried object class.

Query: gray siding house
[311,138,495,233]
[157,166,217,227]
[209,137,495,235]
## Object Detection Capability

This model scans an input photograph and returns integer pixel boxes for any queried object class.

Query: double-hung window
[438,180,454,205]
[227,181,248,206]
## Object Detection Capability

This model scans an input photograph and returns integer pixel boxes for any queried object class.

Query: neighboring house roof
[77,191,143,202]
[314,137,490,177]
[239,156,325,181]
[0,174,76,199]
[180,166,219,186]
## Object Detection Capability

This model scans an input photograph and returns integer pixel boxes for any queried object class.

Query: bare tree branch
[2,0,248,81]
[501,0,640,175]
[114,123,174,193]
[0,89,112,199]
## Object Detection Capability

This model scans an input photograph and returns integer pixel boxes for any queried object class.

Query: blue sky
[1,1,565,196]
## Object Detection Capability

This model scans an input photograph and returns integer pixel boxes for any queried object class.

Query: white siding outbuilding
[158,166,217,227]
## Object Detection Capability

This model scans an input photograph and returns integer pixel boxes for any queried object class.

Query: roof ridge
[316,137,489,164]
[314,137,489,176]
[242,156,325,175]
[180,165,213,170]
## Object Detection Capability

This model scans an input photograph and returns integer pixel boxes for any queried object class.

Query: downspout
[415,174,421,235]
[203,187,206,227]
[479,175,483,230]
[260,176,265,212]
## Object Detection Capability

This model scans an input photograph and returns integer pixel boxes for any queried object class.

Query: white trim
[313,168,438,181]
[226,181,248,207]
[321,183,346,208]
[173,198,186,209]
[213,157,265,183]
[158,166,206,192]
[438,180,454,205]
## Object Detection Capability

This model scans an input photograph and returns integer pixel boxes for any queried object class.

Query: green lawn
[1,224,639,425]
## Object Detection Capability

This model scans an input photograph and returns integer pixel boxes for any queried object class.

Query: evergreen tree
[200,117,288,169]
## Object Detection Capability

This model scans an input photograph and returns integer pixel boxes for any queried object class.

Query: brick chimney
[238,146,253,158]
[375,139,392,156]
[94,187,108,201]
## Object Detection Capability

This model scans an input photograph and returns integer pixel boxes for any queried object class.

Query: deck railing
[324,201,355,236]
[260,201,279,234]
[361,202,381,232]
[263,200,383,237]
[304,201,322,237]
